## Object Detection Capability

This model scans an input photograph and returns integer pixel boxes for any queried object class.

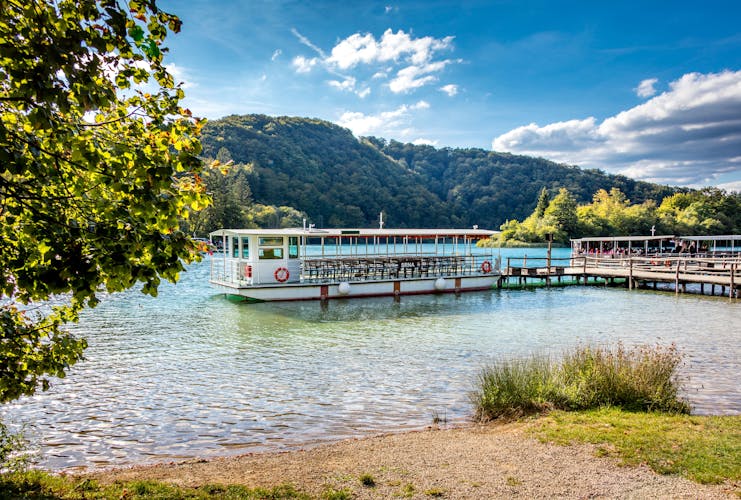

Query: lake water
[2,248,739,471]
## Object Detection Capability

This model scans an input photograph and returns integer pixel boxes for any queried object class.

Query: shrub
[472,343,690,421]
[472,355,557,420]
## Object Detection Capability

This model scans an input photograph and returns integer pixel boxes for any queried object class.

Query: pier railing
[503,255,741,297]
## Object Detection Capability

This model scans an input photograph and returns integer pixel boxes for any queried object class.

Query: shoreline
[85,421,735,499]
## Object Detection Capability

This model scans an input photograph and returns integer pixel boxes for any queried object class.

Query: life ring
[243,264,252,278]
[665,260,671,267]
[481,260,492,273]
[274,267,290,282]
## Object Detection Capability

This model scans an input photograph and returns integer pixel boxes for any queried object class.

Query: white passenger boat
[208,228,501,301]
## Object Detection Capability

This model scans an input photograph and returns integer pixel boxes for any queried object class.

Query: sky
[158,0,741,191]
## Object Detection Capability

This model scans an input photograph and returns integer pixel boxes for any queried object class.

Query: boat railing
[210,258,253,285]
[210,253,500,286]
[301,254,499,283]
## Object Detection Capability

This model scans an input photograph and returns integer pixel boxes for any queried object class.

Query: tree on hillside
[0,0,209,402]
[544,188,579,237]
[534,187,550,218]
[578,188,657,236]
[656,189,739,235]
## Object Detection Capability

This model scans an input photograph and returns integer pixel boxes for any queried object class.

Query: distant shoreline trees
[481,187,740,247]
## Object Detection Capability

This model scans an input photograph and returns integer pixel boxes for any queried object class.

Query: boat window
[231,237,239,258]
[259,237,283,246]
[241,237,249,259]
[259,248,283,260]
[288,237,299,259]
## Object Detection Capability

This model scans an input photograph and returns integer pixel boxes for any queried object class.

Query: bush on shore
[472,343,690,421]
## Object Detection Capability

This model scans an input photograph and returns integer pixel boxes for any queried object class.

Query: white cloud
[412,138,438,146]
[337,100,429,137]
[325,29,453,70]
[291,28,457,96]
[492,70,741,186]
[388,60,453,93]
[635,77,658,98]
[716,180,741,192]
[271,49,282,61]
[291,28,326,58]
[328,76,357,91]
[165,63,196,89]
[327,76,371,98]
[292,55,318,73]
[439,84,458,96]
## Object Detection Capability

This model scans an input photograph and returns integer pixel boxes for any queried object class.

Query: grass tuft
[321,486,353,500]
[359,473,375,487]
[472,343,690,421]
[0,470,309,499]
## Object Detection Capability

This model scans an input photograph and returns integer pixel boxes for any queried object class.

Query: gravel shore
[89,422,736,499]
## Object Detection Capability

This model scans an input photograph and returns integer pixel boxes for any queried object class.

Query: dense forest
[191,114,738,237]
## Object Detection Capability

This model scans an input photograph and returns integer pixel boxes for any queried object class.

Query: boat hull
[210,275,499,301]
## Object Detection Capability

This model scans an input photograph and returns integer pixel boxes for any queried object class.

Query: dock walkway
[501,255,741,298]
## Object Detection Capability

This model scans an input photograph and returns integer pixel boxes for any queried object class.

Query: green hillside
[199,114,680,229]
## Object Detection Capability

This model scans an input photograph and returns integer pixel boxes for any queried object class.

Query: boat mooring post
[545,233,553,288]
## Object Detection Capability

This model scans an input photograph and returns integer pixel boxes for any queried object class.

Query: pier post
[731,264,736,299]
[545,234,552,288]
[628,258,633,290]
[675,261,680,294]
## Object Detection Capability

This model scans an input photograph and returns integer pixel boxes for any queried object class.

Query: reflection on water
[1,255,739,470]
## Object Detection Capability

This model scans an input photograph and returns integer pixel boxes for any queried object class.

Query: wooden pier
[501,256,741,299]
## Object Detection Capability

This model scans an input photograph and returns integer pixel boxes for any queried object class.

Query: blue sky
[159,0,741,190]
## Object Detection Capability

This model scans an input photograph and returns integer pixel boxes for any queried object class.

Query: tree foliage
[0,0,209,402]
[488,186,740,246]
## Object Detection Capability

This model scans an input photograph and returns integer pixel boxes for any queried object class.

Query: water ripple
[1,256,739,470]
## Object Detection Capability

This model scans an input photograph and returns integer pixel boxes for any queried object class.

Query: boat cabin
[210,229,304,285]
[208,227,499,289]
[570,235,679,257]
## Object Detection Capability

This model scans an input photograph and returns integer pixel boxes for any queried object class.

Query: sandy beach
[88,421,736,499]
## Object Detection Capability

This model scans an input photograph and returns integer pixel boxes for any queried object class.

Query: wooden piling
[731,264,736,299]
[675,261,680,294]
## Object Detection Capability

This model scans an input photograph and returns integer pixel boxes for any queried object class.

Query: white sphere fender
[434,277,447,291]
[338,281,351,295]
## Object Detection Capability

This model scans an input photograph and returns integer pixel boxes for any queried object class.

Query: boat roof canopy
[680,235,741,242]
[571,235,676,243]
[210,228,498,239]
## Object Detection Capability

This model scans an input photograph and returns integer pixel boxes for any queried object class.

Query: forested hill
[199,114,679,229]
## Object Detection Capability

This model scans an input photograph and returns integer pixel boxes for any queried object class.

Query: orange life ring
[481,260,492,273]
[274,267,290,282]
[243,264,252,278]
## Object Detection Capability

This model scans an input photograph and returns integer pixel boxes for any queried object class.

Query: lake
[2,248,739,470]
